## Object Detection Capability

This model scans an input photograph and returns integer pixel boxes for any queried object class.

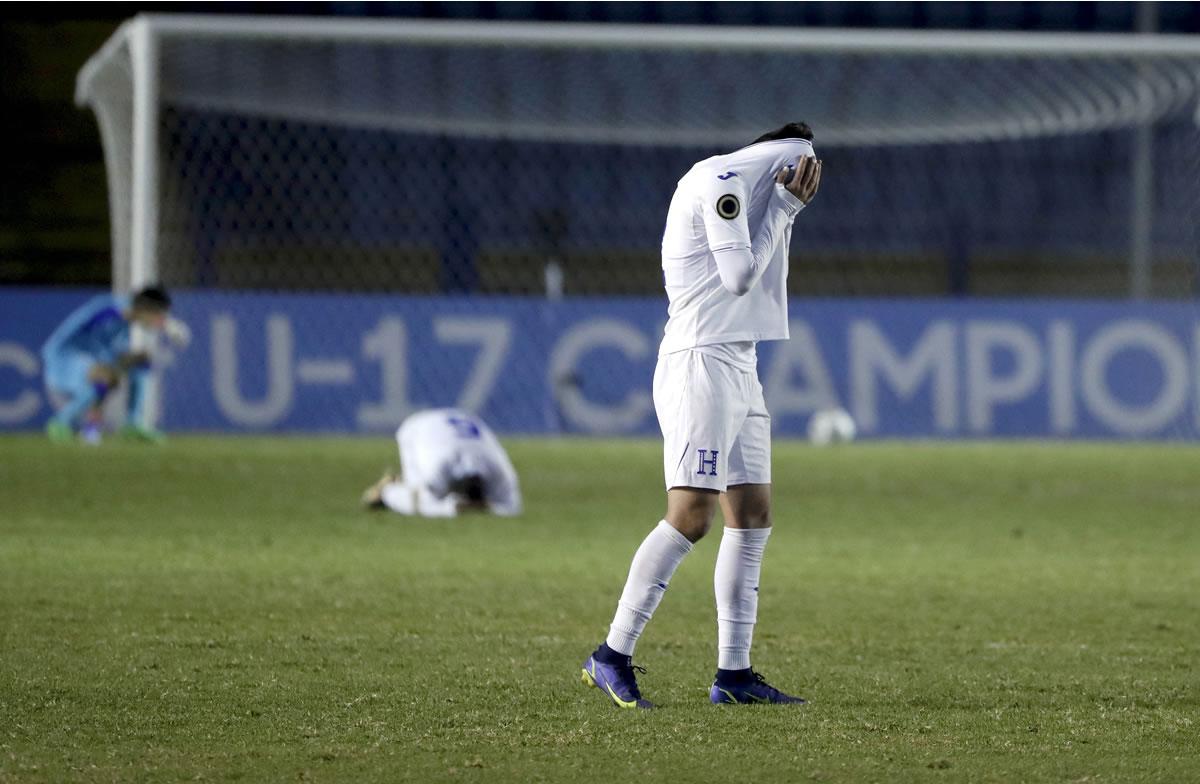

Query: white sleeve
[709,183,805,296]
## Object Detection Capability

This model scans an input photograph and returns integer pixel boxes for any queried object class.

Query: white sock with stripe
[605,520,694,656]
[714,526,772,671]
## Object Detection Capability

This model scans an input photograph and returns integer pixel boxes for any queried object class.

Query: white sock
[605,520,694,656]
[714,526,772,671]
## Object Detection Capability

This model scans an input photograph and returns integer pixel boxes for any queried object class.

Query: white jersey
[390,408,522,517]
[659,138,813,357]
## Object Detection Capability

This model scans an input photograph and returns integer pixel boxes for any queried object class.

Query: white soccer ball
[807,408,857,446]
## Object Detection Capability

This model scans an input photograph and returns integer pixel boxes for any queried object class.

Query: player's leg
[582,500,699,709]
[378,480,458,517]
[44,382,78,442]
[80,363,120,443]
[365,424,459,518]
[582,352,741,709]
[395,419,444,492]
[714,483,772,675]
[44,356,109,441]
[665,486,721,541]
[609,352,737,654]
[709,393,804,705]
[602,487,716,657]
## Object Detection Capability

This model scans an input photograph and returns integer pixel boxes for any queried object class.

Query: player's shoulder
[679,154,749,200]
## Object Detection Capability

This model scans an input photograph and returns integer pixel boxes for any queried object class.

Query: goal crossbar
[82,14,1200,62]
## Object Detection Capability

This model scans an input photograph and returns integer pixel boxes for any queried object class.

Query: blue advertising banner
[3,287,1199,438]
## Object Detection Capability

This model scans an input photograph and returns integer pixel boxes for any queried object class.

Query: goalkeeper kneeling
[41,286,190,444]
[362,408,522,518]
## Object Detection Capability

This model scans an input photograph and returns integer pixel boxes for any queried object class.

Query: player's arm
[486,469,523,517]
[487,464,522,516]
[704,157,822,296]
[488,494,523,517]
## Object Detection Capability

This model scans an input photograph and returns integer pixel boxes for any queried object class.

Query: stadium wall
[3,288,1199,439]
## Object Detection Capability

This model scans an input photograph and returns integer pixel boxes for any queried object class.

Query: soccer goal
[77,15,1200,300]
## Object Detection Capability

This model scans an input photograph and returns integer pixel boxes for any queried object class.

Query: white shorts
[653,349,771,492]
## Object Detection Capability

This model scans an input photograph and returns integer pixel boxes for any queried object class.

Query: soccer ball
[807,408,857,446]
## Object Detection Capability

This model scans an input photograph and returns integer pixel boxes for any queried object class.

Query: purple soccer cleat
[710,671,806,705]
[581,649,655,710]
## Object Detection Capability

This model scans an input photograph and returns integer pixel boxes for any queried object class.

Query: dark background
[3,1,1198,288]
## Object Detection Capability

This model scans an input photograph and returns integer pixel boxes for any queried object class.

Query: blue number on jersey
[447,415,482,439]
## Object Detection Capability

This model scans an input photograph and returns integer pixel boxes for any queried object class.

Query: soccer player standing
[582,123,822,708]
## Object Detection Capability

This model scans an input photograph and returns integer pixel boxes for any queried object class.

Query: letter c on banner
[548,319,651,433]
[0,343,40,424]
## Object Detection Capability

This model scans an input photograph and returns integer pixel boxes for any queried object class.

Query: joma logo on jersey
[696,449,719,476]
[717,171,739,180]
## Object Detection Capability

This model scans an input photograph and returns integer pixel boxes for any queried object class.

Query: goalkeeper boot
[581,645,654,709]
[45,419,73,444]
[120,424,166,444]
[710,670,806,705]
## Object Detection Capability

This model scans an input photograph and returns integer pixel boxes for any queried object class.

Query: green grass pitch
[1,435,1197,783]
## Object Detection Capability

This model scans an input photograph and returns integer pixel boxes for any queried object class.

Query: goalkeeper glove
[164,317,192,349]
[119,424,166,445]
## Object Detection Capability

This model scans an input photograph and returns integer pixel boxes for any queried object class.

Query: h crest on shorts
[696,449,719,476]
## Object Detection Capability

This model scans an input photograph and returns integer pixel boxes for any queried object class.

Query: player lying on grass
[41,286,190,444]
[581,123,822,708]
[362,408,522,518]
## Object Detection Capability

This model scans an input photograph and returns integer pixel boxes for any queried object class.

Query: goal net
[76,16,1200,437]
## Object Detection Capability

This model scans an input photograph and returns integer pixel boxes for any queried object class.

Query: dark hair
[751,122,814,145]
[449,474,486,504]
[133,285,172,312]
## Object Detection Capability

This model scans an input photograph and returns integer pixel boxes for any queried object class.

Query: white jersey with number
[390,408,522,517]
[659,138,813,356]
